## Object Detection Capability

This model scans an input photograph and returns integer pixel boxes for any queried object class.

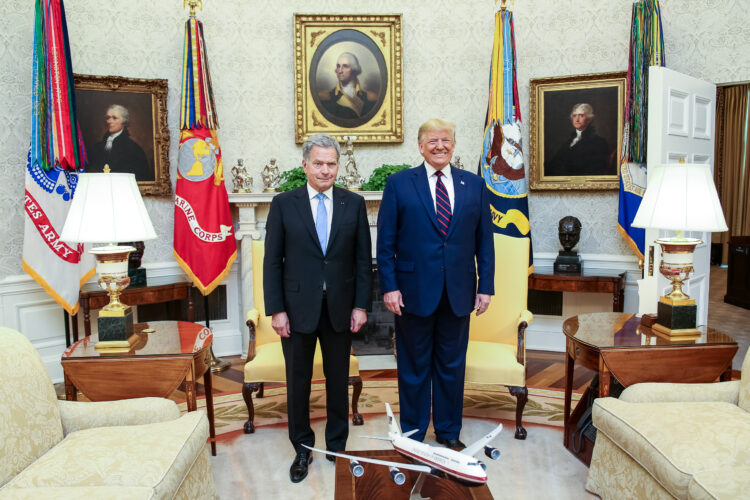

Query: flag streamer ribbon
[31,0,85,172]
[180,18,218,130]
[617,0,665,260]
[479,9,533,270]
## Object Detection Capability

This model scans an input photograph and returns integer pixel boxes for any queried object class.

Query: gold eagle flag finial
[497,0,512,11]
[184,0,203,17]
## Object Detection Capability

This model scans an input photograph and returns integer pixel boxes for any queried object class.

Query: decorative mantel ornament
[341,136,364,190]
[262,159,281,192]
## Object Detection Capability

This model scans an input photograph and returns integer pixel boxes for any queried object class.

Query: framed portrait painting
[73,74,171,196]
[529,72,626,190]
[294,14,403,143]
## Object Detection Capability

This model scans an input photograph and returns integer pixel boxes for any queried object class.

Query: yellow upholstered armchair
[242,240,364,433]
[0,327,216,499]
[465,233,533,439]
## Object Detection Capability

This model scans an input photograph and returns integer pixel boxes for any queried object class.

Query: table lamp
[61,170,157,349]
[632,163,728,340]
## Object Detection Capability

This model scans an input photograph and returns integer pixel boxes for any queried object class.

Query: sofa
[586,349,750,499]
[0,327,217,499]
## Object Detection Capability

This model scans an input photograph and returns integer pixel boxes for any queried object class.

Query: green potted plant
[361,164,411,191]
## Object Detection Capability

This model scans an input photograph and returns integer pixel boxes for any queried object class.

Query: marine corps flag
[173,16,236,295]
[479,8,533,270]
[617,0,665,260]
[23,0,95,314]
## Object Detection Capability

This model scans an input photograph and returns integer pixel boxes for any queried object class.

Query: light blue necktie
[315,193,327,255]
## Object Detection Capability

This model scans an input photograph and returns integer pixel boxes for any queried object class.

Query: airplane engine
[388,466,406,485]
[484,446,501,460]
[349,460,364,478]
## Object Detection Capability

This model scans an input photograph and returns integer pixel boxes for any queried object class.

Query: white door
[646,66,716,326]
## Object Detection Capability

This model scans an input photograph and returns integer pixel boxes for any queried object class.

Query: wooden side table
[562,313,737,466]
[74,282,194,342]
[61,320,216,456]
[528,271,626,312]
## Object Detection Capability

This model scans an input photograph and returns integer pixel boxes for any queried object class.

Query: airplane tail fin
[385,403,401,436]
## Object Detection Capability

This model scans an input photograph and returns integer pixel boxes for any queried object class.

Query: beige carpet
[208,414,594,499]
[178,381,580,436]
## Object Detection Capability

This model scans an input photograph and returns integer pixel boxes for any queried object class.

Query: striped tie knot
[434,170,451,237]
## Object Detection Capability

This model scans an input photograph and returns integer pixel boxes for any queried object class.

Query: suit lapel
[446,167,465,239]
[411,164,440,233]
[327,187,346,252]
[292,187,323,254]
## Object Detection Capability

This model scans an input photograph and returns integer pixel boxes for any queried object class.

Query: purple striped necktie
[435,170,452,237]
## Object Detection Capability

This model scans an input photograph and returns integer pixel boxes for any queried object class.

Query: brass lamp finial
[184,0,203,17]
[103,164,111,173]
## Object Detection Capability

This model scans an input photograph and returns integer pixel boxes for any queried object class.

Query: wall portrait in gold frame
[529,72,626,190]
[73,74,171,196]
[294,14,403,144]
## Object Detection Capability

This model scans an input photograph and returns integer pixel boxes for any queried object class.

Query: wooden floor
[170,349,595,402]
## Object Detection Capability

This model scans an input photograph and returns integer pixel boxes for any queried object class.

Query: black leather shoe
[326,452,336,463]
[436,436,466,450]
[289,451,313,483]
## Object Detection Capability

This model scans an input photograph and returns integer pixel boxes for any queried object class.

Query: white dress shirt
[104,129,123,151]
[307,183,333,238]
[569,129,583,148]
[424,162,455,213]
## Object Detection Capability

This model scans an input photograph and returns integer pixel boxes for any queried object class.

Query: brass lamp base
[652,323,701,341]
[208,347,231,373]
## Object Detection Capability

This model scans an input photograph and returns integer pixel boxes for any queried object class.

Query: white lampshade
[631,163,728,232]
[61,173,157,244]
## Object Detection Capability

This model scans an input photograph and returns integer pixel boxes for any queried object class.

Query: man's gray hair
[107,104,130,126]
[570,103,594,120]
[338,52,362,76]
[302,134,341,161]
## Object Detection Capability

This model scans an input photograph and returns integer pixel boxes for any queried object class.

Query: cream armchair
[587,349,750,500]
[243,240,364,433]
[465,233,533,439]
[0,327,217,500]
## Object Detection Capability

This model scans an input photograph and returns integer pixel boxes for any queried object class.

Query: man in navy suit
[377,118,494,448]
[264,134,371,482]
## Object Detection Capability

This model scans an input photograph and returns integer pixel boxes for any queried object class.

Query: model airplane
[304,403,502,498]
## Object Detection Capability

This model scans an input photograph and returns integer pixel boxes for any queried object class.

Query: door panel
[646,66,716,326]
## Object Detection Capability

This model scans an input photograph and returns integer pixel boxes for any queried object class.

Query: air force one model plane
[303,403,502,497]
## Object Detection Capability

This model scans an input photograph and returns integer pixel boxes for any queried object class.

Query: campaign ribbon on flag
[23,0,94,315]
[617,0,665,260]
[173,17,236,296]
[479,9,533,270]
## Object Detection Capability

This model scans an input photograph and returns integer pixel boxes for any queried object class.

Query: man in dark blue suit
[377,118,494,448]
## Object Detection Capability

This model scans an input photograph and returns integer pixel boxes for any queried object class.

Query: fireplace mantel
[228,191,383,357]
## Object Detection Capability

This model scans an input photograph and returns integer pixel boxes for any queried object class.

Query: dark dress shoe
[289,451,313,483]
[326,449,338,462]
[436,436,466,450]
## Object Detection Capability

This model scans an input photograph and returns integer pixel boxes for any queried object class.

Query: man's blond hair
[418,118,456,142]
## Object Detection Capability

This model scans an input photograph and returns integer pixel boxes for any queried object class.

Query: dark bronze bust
[558,216,582,252]
[555,216,582,274]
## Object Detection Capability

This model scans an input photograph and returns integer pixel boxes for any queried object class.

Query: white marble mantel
[228,190,383,356]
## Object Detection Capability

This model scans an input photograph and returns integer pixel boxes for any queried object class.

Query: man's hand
[350,309,367,333]
[271,312,291,338]
[475,294,491,316]
[384,290,405,316]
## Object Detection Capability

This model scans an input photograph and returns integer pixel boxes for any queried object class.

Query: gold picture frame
[294,14,403,144]
[529,71,626,190]
[73,74,171,196]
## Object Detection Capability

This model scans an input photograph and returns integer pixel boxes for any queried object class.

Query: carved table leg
[257,382,264,399]
[242,382,261,434]
[350,376,364,425]
[64,373,77,401]
[508,385,528,440]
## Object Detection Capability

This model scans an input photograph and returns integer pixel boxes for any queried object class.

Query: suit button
[324,260,328,265]
[441,266,445,272]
